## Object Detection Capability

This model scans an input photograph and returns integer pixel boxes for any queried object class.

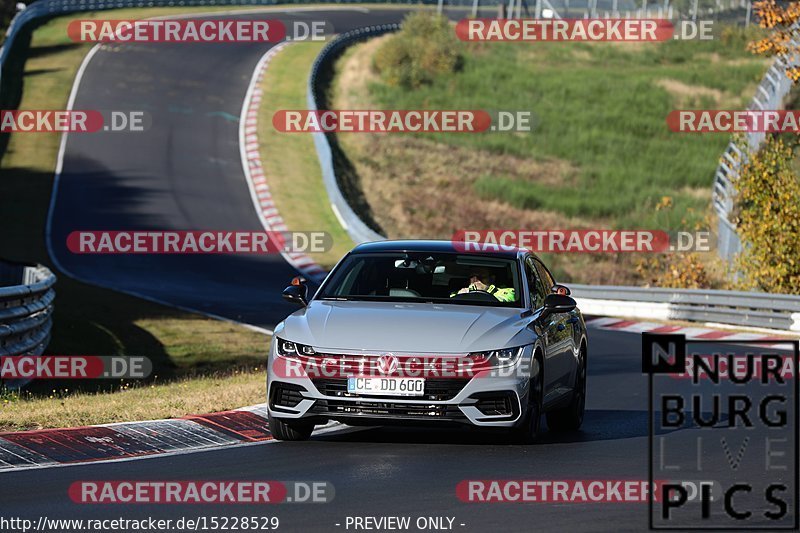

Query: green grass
[366,27,768,229]
[256,42,354,268]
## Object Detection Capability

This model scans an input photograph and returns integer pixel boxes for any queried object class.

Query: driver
[450,267,516,302]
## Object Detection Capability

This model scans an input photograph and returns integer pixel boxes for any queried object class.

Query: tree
[733,137,800,293]
[727,1,800,294]
[748,1,800,81]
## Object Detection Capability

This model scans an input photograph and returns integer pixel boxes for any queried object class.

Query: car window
[525,257,546,309]
[534,259,555,292]
[318,252,523,307]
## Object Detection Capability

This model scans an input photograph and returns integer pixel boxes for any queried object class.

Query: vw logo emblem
[376,353,399,375]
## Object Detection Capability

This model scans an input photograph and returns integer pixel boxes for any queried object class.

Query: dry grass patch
[655,78,726,107]
[132,317,268,374]
[336,33,387,109]
[342,135,585,238]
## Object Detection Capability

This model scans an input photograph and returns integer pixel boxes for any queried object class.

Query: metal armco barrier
[711,28,798,261]
[0,261,56,359]
[307,24,399,244]
[571,284,800,332]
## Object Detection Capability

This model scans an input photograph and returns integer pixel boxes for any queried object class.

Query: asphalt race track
[1,328,654,531]
[3,327,796,531]
[47,8,411,329]
[33,6,798,532]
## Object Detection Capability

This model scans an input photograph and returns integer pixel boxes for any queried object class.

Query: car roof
[351,239,525,259]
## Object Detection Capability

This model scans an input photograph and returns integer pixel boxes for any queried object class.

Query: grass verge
[255,41,353,268]
[329,23,768,285]
[0,370,264,431]
[364,27,767,228]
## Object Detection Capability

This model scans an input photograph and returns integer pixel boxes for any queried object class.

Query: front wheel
[546,347,586,432]
[268,412,314,441]
[512,357,543,444]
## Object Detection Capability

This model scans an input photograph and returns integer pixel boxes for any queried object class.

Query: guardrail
[711,30,797,261]
[571,284,800,332]
[307,24,400,244]
[0,261,56,362]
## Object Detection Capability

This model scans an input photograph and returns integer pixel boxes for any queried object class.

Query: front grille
[311,399,464,419]
[312,378,469,401]
[306,352,487,377]
[270,382,306,409]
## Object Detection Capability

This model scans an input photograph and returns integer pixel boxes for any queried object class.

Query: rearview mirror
[282,277,308,306]
[540,293,576,321]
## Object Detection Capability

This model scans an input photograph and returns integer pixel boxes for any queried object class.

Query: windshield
[317,252,523,307]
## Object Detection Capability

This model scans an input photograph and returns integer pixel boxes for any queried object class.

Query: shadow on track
[307,409,687,446]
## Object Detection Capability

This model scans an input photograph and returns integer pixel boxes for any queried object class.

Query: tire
[546,345,586,432]
[268,412,314,441]
[512,355,543,444]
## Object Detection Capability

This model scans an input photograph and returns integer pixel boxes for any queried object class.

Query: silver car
[266,240,588,442]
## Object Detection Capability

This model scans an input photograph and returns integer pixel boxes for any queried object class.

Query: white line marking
[330,202,349,230]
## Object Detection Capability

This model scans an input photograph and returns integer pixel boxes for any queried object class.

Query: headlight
[276,338,316,358]
[470,346,525,367]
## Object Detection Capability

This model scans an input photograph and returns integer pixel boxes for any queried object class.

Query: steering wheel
[451,290,497,303]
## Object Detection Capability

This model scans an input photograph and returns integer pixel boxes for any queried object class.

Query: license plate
[347,377,425,396]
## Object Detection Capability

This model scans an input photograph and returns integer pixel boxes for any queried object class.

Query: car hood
[279,300,536,353]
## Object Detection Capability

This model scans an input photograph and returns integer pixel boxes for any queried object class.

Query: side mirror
[540,293,577,321]
[551,284,571,296]
[282,276,308,306]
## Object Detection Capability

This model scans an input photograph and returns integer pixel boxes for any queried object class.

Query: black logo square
[642,333,686,375]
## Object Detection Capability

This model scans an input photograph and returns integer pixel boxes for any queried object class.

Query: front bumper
[266,343,534,428]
